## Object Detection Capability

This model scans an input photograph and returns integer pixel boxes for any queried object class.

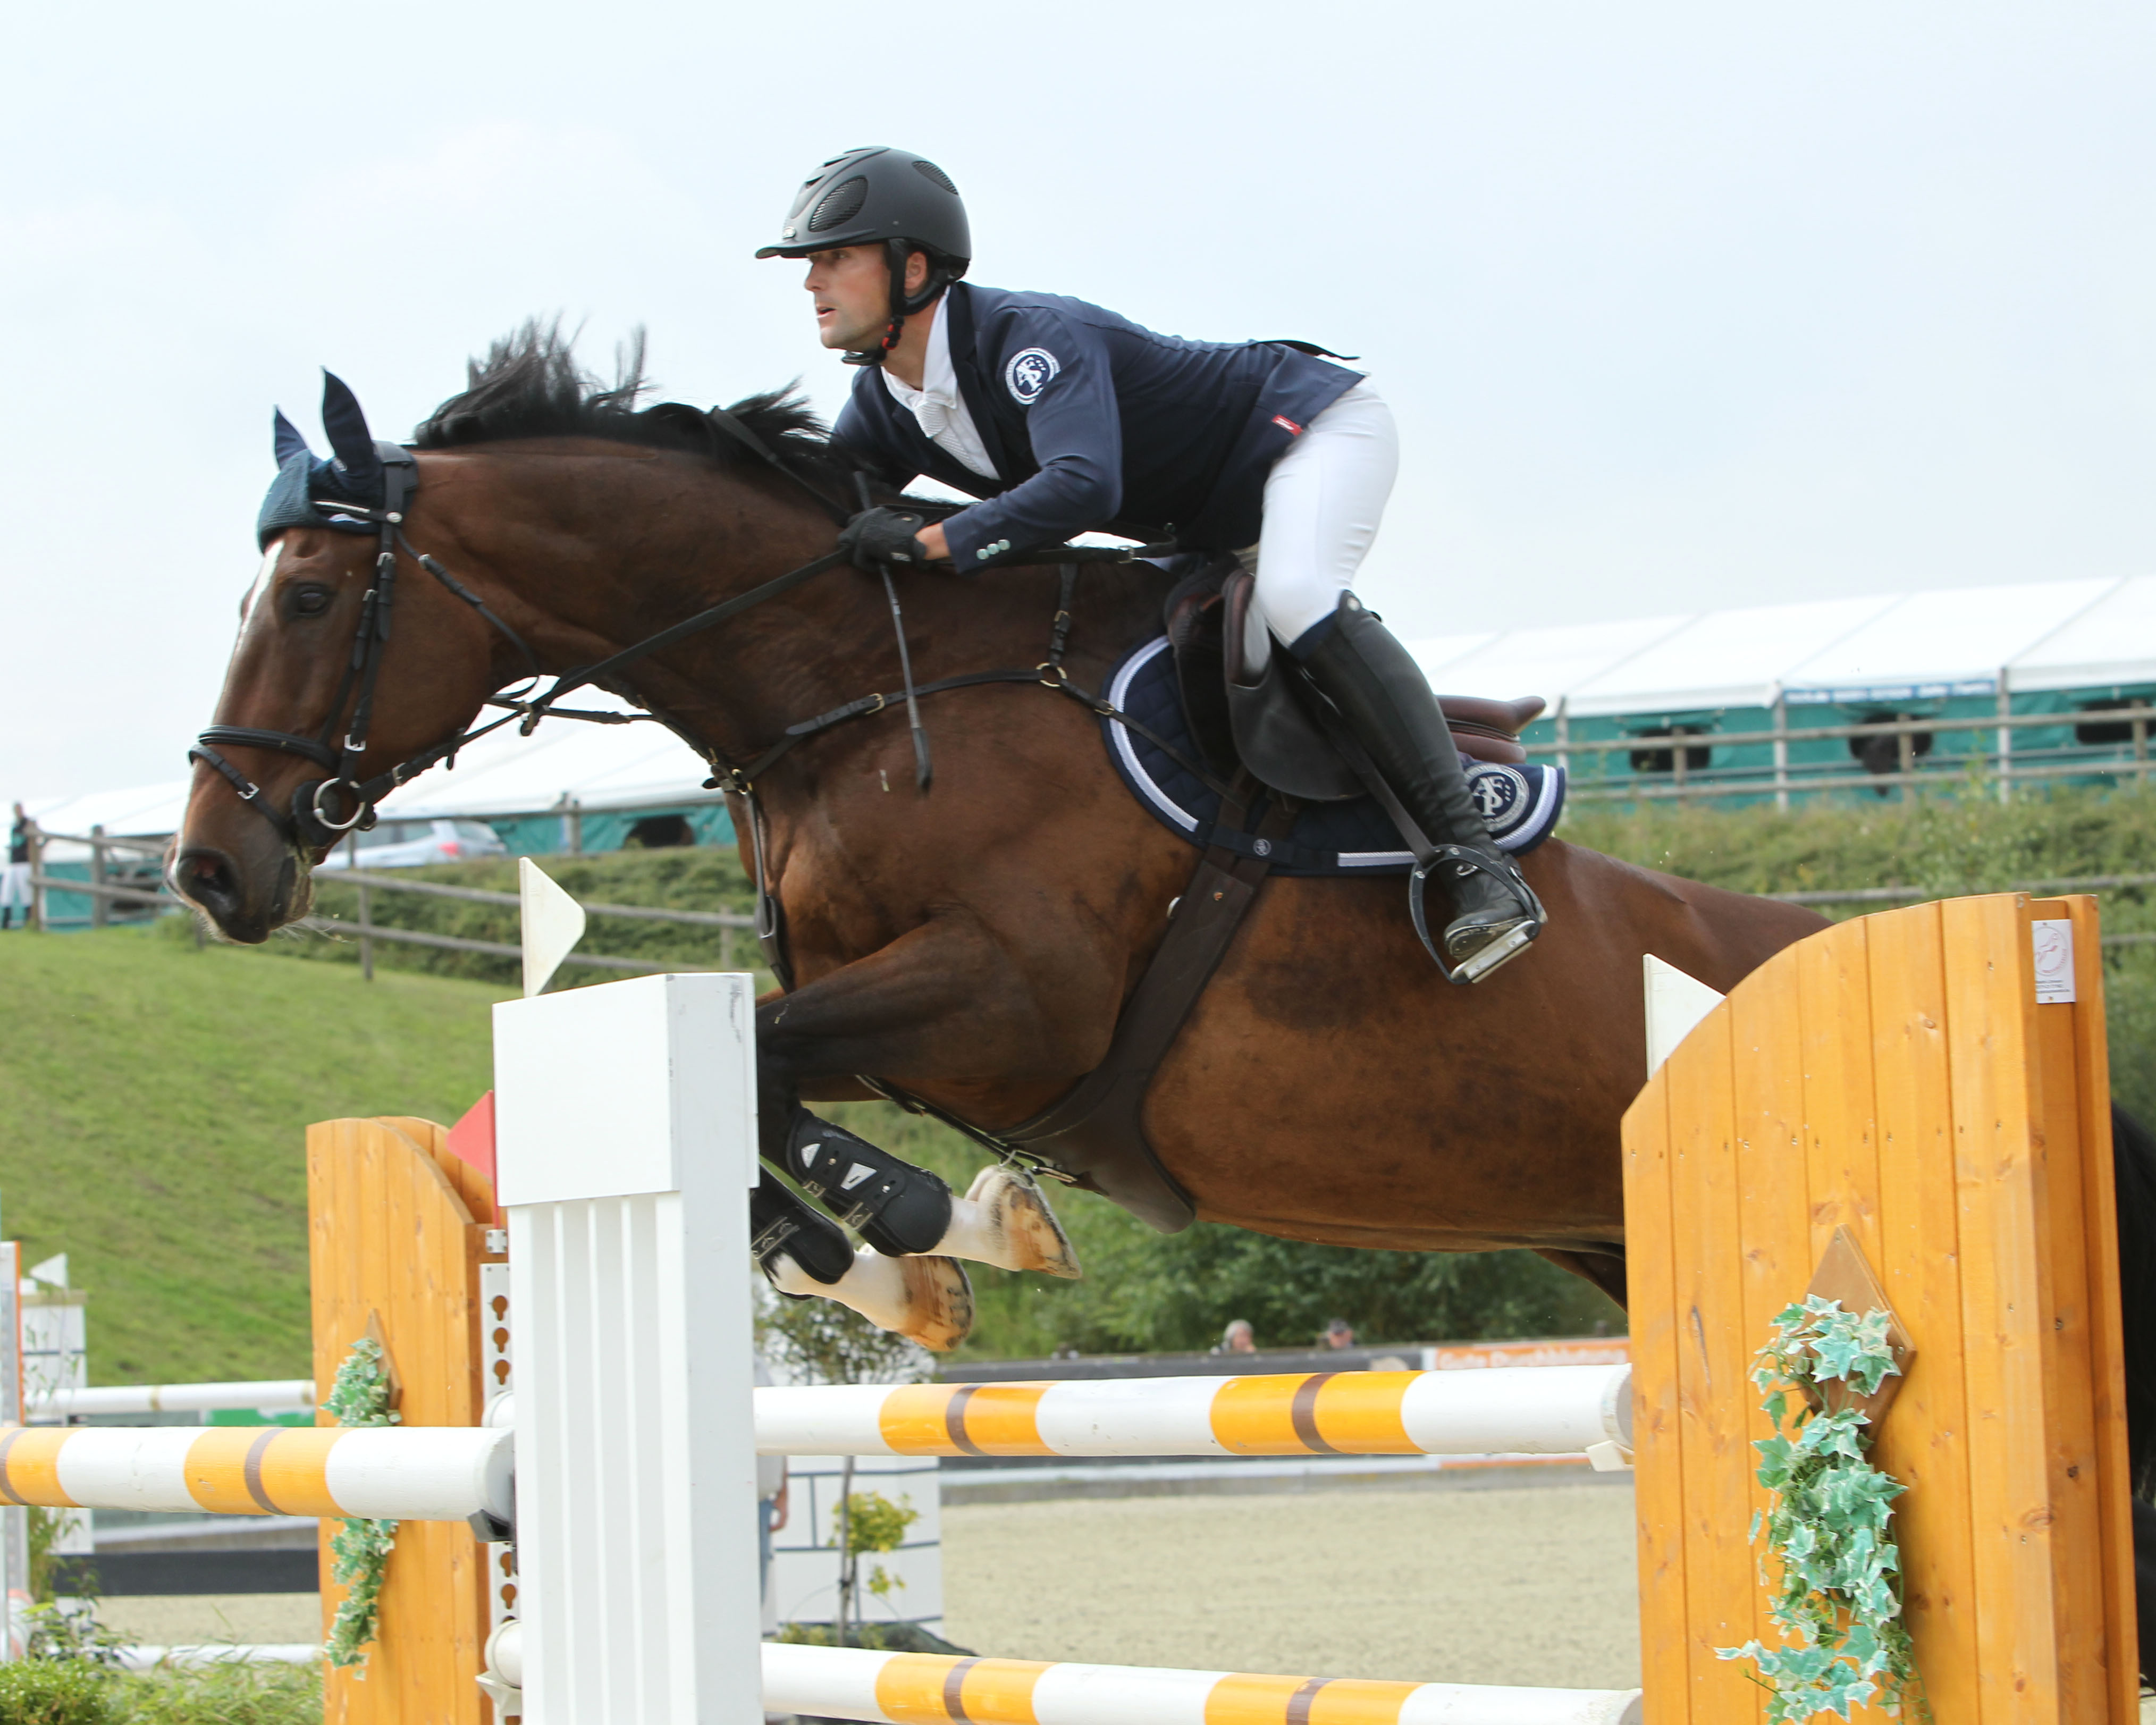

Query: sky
[5,2,2154,798]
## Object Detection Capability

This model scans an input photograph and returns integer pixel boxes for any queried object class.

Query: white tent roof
[1414,615,1694,711]
[1781,578,2119,703]
[1561,595,1898,717]
[368,708,718,820]
[2009,576,2156,692]
[1408,575,2156,717]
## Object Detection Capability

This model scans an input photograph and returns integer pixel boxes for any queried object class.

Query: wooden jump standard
[1627,892,2138,1723]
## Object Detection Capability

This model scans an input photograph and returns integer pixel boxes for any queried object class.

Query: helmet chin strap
[842,240,953,366]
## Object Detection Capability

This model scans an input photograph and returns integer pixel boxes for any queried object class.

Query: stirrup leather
[1408,845,1547,987]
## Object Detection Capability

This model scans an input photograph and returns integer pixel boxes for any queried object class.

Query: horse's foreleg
[756,916,1092,1277]
[749,1165,975,1352]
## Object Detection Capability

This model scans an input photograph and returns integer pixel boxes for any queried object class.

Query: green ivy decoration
[1716,1296,1923,1722]
[323,1337,401,1670]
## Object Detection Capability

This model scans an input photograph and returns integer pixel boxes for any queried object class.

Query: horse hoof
[896,1253,974,1352]
[764,1247,974,1351]
[962,1164,1083,1279]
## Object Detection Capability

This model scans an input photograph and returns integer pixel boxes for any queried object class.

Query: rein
[191,430,1202,868]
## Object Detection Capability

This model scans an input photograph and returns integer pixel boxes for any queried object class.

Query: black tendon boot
[781,1108,954,1258]
[749,1171,857,1289]
[1299,595,1546,983]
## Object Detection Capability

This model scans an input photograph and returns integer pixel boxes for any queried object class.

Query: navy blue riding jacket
[832,283,1362,568]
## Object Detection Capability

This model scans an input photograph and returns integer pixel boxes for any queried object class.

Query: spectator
[1214,1318,1256,1354]
[1322,1318,1356,1350]
[1,807,29,931]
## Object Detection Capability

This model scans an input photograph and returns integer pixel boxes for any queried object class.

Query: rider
[758,147,1544,983]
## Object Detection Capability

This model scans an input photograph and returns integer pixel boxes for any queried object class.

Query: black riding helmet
[756,147,971,363]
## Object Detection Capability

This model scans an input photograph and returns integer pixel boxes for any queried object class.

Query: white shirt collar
[880,297,957,412]
[879,298,996,478]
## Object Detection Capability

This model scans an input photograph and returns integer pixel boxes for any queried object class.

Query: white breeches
[1240,380,1400,671]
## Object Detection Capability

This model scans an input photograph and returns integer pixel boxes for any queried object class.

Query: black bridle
[189,418,850,852]
[190,419,1187,862]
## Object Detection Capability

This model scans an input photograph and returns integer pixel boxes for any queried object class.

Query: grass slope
[0,927,505,1383]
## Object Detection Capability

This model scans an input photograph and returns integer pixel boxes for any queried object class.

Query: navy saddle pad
[1100,635,1565,877]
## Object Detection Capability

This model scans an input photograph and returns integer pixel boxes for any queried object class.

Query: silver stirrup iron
[1407,847,1546,987]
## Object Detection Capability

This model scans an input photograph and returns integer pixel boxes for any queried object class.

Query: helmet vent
[809,176,869,232]
[912,159,958,195]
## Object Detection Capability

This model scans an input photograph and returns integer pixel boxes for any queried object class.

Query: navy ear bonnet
[256,371,412,548]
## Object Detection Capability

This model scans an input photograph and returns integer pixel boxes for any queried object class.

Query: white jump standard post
[490,972,763,1724]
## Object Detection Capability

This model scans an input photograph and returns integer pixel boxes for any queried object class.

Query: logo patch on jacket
[1005,348,1061,403]
[1272,415,1303,435]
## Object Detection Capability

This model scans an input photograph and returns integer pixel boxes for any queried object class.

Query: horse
[175,327,1823,1294]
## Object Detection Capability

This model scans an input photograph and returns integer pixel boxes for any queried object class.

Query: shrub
[0,1661,113,1725]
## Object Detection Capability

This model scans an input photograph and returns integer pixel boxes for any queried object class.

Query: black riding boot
[1298,595,1545,983]
[779,1107,954,1258]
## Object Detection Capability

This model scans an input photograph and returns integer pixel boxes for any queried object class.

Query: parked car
[318,818,508,870]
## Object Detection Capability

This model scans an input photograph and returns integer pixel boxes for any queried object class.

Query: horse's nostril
[174,847,239,915]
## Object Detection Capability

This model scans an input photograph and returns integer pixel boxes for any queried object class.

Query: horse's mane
[411,321,861,494]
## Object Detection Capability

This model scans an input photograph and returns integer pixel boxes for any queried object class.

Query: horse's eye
[290,585,332,618]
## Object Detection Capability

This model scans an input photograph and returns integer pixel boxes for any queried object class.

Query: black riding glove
[838,506,929,569]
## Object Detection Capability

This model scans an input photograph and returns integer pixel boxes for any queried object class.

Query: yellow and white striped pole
[0,1424,512,1523]
[759,1644,1644,1725]
[755,1365,1631,1462]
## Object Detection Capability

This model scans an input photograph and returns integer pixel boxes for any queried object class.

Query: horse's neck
[455,451,1163,776]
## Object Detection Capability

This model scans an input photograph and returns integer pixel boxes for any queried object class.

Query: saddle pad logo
[1466,762,1530,834]
[1005,347,1061,403]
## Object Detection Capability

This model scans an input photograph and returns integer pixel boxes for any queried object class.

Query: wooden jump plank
[1621,1067,1691,1725]
[1863,901,1979,1720]
[1727,941,1819,1714]
[2025,899,2133,1720]
[1941,896,2064,1724]
[2052,896,2143,1715]
[1661,1006,1757,1720]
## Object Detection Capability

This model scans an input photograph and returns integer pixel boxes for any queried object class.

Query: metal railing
[20,823,756,980]
[1547,697,2155,808]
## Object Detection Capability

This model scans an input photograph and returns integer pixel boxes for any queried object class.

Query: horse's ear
[272,408,312,468]
[319,370,383,494]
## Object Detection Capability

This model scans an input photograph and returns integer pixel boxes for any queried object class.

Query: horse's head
[172,374,506,942]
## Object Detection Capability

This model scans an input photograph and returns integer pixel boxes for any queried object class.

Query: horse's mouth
[171,845,310,945]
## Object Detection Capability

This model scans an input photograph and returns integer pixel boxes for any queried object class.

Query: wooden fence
[20,824,755,977]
